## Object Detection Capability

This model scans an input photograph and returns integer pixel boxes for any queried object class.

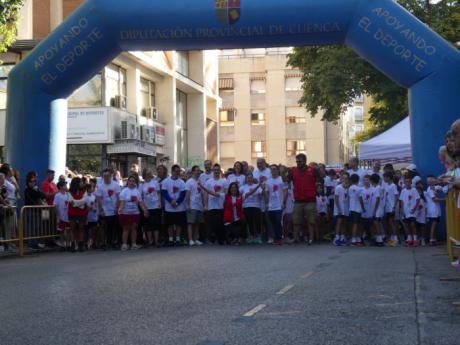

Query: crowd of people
[1,119,460,254]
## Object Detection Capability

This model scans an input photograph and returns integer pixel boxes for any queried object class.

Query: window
[177,51,189,77]
[287,140,306,157]
[286,107,306,124]
[285,76,302,91]
[252,141,266,158]
[176,90,188,167]
[251,111,265,126]
[68,73,102,108]
[0,64,14,109]
[250,79,266,94]
[354,106,364,121]
[355,124,364,132]
[220,109,235,126]
[106,63,127,109]
[140,78,156,118]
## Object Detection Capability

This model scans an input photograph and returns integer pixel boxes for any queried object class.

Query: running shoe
[451,260,459,267]
[131,244,142,250]
[267,238,274,244]
[333,238,341,246]
[195,240,203,246]
[121,244,129,251]
[189,240,196,246]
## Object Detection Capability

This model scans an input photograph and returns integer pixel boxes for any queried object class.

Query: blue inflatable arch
[6,0,460,180]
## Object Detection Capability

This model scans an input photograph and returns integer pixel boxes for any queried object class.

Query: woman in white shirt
[118,175,149,251]
[140,170,162,247]
[240,172,263,244]
[264,165,288,245]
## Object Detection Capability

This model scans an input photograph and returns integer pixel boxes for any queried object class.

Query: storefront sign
[155,125,165,145]
[67,108,111,143]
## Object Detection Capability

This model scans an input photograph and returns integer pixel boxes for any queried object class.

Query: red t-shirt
[41,180,58,206]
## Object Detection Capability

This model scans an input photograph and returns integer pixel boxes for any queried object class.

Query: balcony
[107,139,156,157]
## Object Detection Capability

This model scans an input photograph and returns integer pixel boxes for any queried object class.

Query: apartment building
[218,48,340,170]
[0,0,220,176]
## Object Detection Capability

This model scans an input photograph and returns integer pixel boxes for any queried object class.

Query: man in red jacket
[289,154,319,244]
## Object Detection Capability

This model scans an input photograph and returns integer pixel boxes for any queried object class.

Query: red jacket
[291,167,317,202]
[223,194,245,224]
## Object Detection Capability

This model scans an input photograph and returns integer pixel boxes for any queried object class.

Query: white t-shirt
[53,192,69,222]
[265,176,287,211]
[2,180,16,200]
[334,184,349,216]
[348,185,363,213]
[95,181,121,217]
[324,176,338,200]
[227,174,246,187]
[347,168,367,187]
[86,193,99,222]
[360,186,374,219]
[384,183,398,213]
[205,178,226,210]
[199,172,213,186]
[425,187,441,218]
[185,178,204,211]
[254,168,271,210]
[416,198,426,224]
[284,183,294,214]
[140,180,161,210]
[371,185,384,218]
[119,187,142,215]
[316,195,329,214]
[161,177,186,212]
[240,184,262,209]
[399,187,420,219]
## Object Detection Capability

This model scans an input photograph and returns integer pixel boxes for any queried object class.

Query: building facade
[338,95,372,163]
[218,48,340,170]
[0,0,220,176]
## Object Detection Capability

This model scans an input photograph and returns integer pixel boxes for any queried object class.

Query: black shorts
[349,211,361,224]
[404,217,416,224]
[144,209,162,230]
[427,217,440,223]
[86,221,98,229]
[318,212,327,217]
[386,212,395,218]
[164,211,186,227]
[335,215,348,220]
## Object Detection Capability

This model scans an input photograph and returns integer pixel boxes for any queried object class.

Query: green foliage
[0,0,25,54]
[287,0,460,138]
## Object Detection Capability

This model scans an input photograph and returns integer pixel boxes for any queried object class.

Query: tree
[0,0,25,54]
[287,0,460,135]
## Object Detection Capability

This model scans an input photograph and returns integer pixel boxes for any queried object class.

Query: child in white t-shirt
[53,181,70,250]
[316,184,329,242]
[86,180,99,249]
[415,181,427,246]
[333,173,349,246]
[399,176,421,247]
[425,175,442,245]
[348,174,364,246]
[383,172,399,246]
[370,174,385,246]
[360,175,373,242]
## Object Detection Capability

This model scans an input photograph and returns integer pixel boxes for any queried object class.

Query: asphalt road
[1,244,460,345]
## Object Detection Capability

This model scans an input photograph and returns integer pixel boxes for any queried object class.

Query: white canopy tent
[359,117,412,165]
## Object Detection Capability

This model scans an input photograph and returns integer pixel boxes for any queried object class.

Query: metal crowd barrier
[445,189,460,263]
[18,206,59,257]
[0,206,18,248]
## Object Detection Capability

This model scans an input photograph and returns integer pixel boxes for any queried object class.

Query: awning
[359,117,412,164]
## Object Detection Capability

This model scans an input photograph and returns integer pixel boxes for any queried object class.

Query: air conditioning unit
[121,121,139,140]
[146,106,158,120]
[111,95,127,109]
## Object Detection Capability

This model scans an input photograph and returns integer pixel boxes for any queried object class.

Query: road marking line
[302,272,313,279]
[243,304,266,317]
[276,284,295,295]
